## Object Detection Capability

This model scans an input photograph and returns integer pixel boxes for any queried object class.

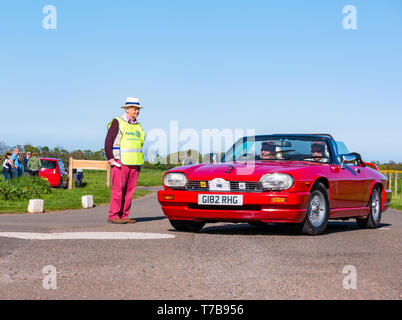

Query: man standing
[104,97,145,224]
[2,153,12,181]
[23,152,31,176]
[183,150,196,165]
[9,148,20,179]
[27,152,41,176]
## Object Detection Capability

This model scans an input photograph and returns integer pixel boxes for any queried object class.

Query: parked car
[158,134,392,235]
[39,158,69,188]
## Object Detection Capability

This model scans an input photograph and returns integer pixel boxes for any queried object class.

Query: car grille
[188,204,262,211]
[186,181,262,192]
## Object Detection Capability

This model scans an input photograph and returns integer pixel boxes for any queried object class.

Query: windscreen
[224,137,331,163]
[335,141,350,162]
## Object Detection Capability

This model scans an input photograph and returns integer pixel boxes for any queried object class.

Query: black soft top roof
[271,133,335,140]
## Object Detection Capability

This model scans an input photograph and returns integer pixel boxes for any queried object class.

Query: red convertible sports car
[158,134,392,235]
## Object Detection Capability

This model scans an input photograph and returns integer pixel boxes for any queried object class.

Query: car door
[330,162,368,208]
[330,142,369,209]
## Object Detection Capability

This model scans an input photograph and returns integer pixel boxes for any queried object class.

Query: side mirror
[341,153,357,169]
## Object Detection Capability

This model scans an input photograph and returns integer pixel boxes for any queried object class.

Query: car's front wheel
[296,183,330,235]
[169,220,205,232]
[248,221,267,227]
[356,187,382,229]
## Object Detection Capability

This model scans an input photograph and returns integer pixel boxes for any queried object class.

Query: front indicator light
[271,197,287,203]
[163,195,175,200]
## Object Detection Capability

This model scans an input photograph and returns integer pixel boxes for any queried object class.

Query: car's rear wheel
[296,183,330,235]
[356,187,382,229]
[169,220,205,232]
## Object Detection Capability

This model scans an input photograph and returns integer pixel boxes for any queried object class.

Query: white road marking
[0,232,176,240]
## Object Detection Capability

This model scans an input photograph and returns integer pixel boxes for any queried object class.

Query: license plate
[198,194,243,206]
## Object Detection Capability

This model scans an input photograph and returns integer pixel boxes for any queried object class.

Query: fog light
[271,197,286,203]
[163,195,175,200]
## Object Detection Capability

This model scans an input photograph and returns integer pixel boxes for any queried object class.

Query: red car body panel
[38,158,68,187]
[158,139,391,225]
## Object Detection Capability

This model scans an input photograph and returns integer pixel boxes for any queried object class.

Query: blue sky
[0,0,401,162]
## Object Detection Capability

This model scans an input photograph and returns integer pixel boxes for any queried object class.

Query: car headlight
[163,172,188,188]
[260,173,294,190]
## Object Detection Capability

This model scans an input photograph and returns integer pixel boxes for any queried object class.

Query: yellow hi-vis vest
[108,117,145,166]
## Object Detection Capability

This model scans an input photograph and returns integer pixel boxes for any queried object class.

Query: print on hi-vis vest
[124,130,142,140]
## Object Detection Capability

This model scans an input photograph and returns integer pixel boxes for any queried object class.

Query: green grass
[390,198,402,210]
[388,177,402,210]
[0,169,164,214]
[137,168,164,186]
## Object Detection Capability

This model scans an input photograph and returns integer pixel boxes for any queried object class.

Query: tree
[0,141,11,154]
[23,144,40,155]
[71,150,85,160]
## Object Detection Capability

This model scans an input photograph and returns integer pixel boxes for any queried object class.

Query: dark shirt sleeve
[105,119,119,160]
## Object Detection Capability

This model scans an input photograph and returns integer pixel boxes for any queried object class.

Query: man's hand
[108,159,115,166]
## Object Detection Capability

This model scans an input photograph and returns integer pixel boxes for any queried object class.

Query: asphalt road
[0,189,400,300]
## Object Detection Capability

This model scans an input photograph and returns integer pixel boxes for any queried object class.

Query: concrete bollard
[28,199,44,213]
[82,195,94,209]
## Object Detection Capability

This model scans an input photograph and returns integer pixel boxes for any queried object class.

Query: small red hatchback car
[39,158,69,188]
[158,134,392,235]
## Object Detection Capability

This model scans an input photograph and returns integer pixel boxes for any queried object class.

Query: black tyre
[296,183,330,235]
[356,187,382,229]
[248,222,267,227]
[169,220,205,232]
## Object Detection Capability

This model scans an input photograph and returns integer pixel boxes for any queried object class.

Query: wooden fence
[65,159,402,197]
[381,170,402,198]
[68,157,110,190]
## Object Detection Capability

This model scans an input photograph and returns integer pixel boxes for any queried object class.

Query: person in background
[104,97,145,224]
[17,154,23,177]
[23,152,31,176]
[9,148,20,179]
[183,150,196,165]
[27,152,41,176]
[72,168,84,187]
[2,153,12,181]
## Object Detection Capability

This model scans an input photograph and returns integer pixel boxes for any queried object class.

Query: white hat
[121,97,143,109]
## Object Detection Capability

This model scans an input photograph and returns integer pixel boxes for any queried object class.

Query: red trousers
[108,160,140,219]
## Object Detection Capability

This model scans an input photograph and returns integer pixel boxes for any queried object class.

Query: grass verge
[0,169,164,214]
[390,197,402,211]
